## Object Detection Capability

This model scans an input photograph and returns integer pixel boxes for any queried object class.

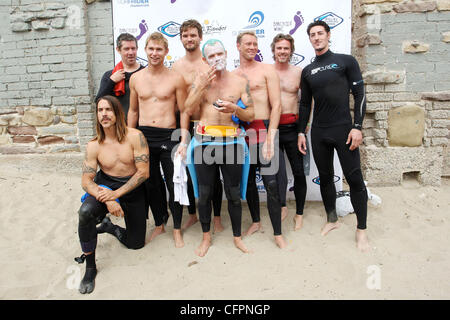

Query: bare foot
[294,215,303,231]
[234,237,251,253]
[195,233,211,257]
[213,216,224,233]
[182,214,198,230]
[148,225,165,242]
[173,229,184,248]
[320,221,340,236]
[274,235,287,249]
[245,222,261,236]
[281,207,288,221]
[356,229,370,252]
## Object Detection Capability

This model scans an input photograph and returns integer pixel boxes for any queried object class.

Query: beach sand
[0,155,449,300]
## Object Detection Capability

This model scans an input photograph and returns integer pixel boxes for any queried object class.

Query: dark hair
[306,20,330,36]
[271,33,295,60]
[116,33,138,49]
[180,19,203,38]
[95,95,127,144]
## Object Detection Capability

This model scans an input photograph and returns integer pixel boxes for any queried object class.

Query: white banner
[112,0,351,200]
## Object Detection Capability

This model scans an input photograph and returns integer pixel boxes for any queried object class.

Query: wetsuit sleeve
[297,68,312,134]
[95,70,115,103]
[346,56,366,130]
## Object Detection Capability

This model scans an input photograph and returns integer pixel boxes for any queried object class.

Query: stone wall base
[360,146,444,186]
[0,153,83,174]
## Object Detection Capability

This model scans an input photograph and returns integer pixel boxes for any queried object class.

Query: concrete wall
[0,0,449,185]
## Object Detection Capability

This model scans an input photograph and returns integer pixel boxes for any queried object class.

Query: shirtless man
[77,95,149,294]
[271,34,307,231]
[172,19,224,233]
[128,32,188,248]
[184,39,254,257]
[232,31,287,248]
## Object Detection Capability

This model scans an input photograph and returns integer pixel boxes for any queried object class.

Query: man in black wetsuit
[76,95,149,294]
[297,21,370,252]
[95,33,145,119]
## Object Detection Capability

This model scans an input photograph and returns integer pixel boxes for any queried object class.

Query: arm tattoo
[134,153,149,163]
[138,132,147,149]
[82,162,96,174]
[119,175,147,195]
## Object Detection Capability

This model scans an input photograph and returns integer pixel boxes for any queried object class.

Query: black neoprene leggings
[311,124,368,229]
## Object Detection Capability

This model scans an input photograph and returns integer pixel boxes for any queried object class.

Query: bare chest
[97,142,134,172]
[136,75,176,102]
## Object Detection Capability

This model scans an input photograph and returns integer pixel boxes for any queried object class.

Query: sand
[0,155,449,300]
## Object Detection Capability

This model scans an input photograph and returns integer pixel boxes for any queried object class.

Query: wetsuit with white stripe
[298,49,368,229]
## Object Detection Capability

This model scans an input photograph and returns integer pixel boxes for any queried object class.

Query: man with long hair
[76,95,149,294]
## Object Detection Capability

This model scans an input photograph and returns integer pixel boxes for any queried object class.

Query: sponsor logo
[118,27,138,35]
[273,20,292,32]
[311,63,339,75]
[158,21,181,37]
[314,12,344,29]
[289,11,304,35]
[117,0,149,7]
[312,175,341,185]
[202,19,227,35]
[244,11,264,29]
[254,50,263,62]
[290,53,305,66]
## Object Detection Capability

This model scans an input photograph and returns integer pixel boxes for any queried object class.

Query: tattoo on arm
[138,132,147,149]
[118,175,147,196]
[82,162,96,174]
[134,153,149,163]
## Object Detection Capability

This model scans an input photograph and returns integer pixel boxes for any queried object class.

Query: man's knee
[198,184,213,206]
[318,172,334,187]
[346,168,365,191]
[78,203,96,226]
[224,185,241,206]
[265,179,280,201]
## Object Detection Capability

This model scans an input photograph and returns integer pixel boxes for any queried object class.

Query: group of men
[76,19,369,294]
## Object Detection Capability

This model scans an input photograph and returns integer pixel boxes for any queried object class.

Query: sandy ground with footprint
[0,155,449,300]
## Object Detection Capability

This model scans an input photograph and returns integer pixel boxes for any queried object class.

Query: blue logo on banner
[158,21,181,37]
[314,12,344,29]
[312,175,341,185]
[244,11,264,29]
[290,53,305,65]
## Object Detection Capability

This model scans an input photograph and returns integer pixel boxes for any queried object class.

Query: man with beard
[271,33,307,231]
[77,95,149,294]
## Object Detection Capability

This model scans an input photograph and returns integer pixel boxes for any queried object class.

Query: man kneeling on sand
[75,95,149,294]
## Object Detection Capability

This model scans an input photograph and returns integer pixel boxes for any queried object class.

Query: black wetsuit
[276,120,307,215]
[298,50,367,229]
[139,126,182,229]
[78,170,147,252]
[193,135,243,237]
[95,64,145,119]
[244,120,282,236]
